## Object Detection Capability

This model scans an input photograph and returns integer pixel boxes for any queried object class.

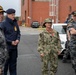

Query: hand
[14,40,19,45]
[70,28,76,34]
[12,41,16,45]
[70,28,75,31]
[58,51,61,55]
[12,40,19,46]
[40,53,44,57]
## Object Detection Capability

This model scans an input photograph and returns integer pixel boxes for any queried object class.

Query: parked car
[31,21,40,28]
[52,23,67,56]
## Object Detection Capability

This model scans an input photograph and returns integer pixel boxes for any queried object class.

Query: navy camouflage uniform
[62,23,71,63]
[0,23,8,75]
[67,11,76,74]
[0,6,8,75]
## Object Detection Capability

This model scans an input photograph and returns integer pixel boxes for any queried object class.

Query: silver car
[52,23,67,55]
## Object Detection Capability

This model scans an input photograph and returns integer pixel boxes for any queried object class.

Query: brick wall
[21,0,76,26]
[59,0,76,22]
[32,2,50,24]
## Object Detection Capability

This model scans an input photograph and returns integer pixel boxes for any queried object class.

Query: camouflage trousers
[70,45,76,71]
[63,48,70,60]
[41,51,58,75]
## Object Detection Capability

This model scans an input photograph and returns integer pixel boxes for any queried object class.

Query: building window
[22,0,24,5]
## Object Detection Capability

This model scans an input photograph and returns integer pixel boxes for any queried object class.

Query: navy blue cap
[71,11,76,16]
[5,8,15,14]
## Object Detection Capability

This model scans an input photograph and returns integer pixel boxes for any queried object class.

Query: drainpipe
[30,0,32,24]
[52,0,54,23]
[27,0,32,26]
[56,0,59,23]
[27,0,29,26]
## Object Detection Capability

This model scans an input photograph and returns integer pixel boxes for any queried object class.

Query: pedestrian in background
[37,18,62,75]
[67,11,76,75]
[1,8,21,75]
[0,6,8,75]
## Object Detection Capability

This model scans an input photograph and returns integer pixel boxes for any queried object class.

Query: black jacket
[1,17,21,50]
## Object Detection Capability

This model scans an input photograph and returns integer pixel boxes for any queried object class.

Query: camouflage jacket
[37,29,62,55]
[0,23,8,70]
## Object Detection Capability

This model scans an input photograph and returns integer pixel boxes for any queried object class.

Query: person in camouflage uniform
[62,13,74,63]
[62,20,73,63]
[37,18,62,75]
[67,11,76,75]
[0,6,8,75]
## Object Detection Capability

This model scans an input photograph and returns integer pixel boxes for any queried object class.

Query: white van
[52,23,67,55]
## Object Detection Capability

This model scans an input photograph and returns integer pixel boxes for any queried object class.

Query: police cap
[5,8,15,14]
[0,6,5,12]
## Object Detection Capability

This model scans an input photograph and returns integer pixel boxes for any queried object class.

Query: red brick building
[21,0,76,27]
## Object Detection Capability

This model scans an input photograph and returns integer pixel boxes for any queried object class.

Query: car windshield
[33,22,39,24]
[53,25,67,34]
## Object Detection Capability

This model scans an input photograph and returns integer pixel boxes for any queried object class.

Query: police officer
[37,18,62,75]
[0,6,8,75]
[67,11,76,75]
[1,8,21,75]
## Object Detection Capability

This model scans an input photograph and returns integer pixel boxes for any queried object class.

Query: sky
[0,0,21,16]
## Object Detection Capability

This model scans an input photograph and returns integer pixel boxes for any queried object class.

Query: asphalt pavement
[20,26,43,35]
[16,26,74,75]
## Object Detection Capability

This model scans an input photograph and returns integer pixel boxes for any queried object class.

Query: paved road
[20,26,43,35]
[17,27,74,75]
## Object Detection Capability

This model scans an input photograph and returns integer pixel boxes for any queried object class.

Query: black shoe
[75,70,76,75]
[62,59,67,63]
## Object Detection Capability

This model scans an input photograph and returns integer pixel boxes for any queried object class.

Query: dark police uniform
[1,9,21,75]
[67,11,76,74]
[62,21,73,63]
[0,22,8,75]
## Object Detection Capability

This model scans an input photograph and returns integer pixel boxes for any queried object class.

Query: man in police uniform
[37,18,62,75]
[67,11,76,75]
[0,6,8,75]
[1,8,21,75]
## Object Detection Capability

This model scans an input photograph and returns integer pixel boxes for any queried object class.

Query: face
[7,13,15,20]
[45,22,52,28]
[0,12,4,22]
[72,15,76,21]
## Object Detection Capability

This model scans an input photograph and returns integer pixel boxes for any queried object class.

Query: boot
[75,70,76,75]
[62,58,67,63]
